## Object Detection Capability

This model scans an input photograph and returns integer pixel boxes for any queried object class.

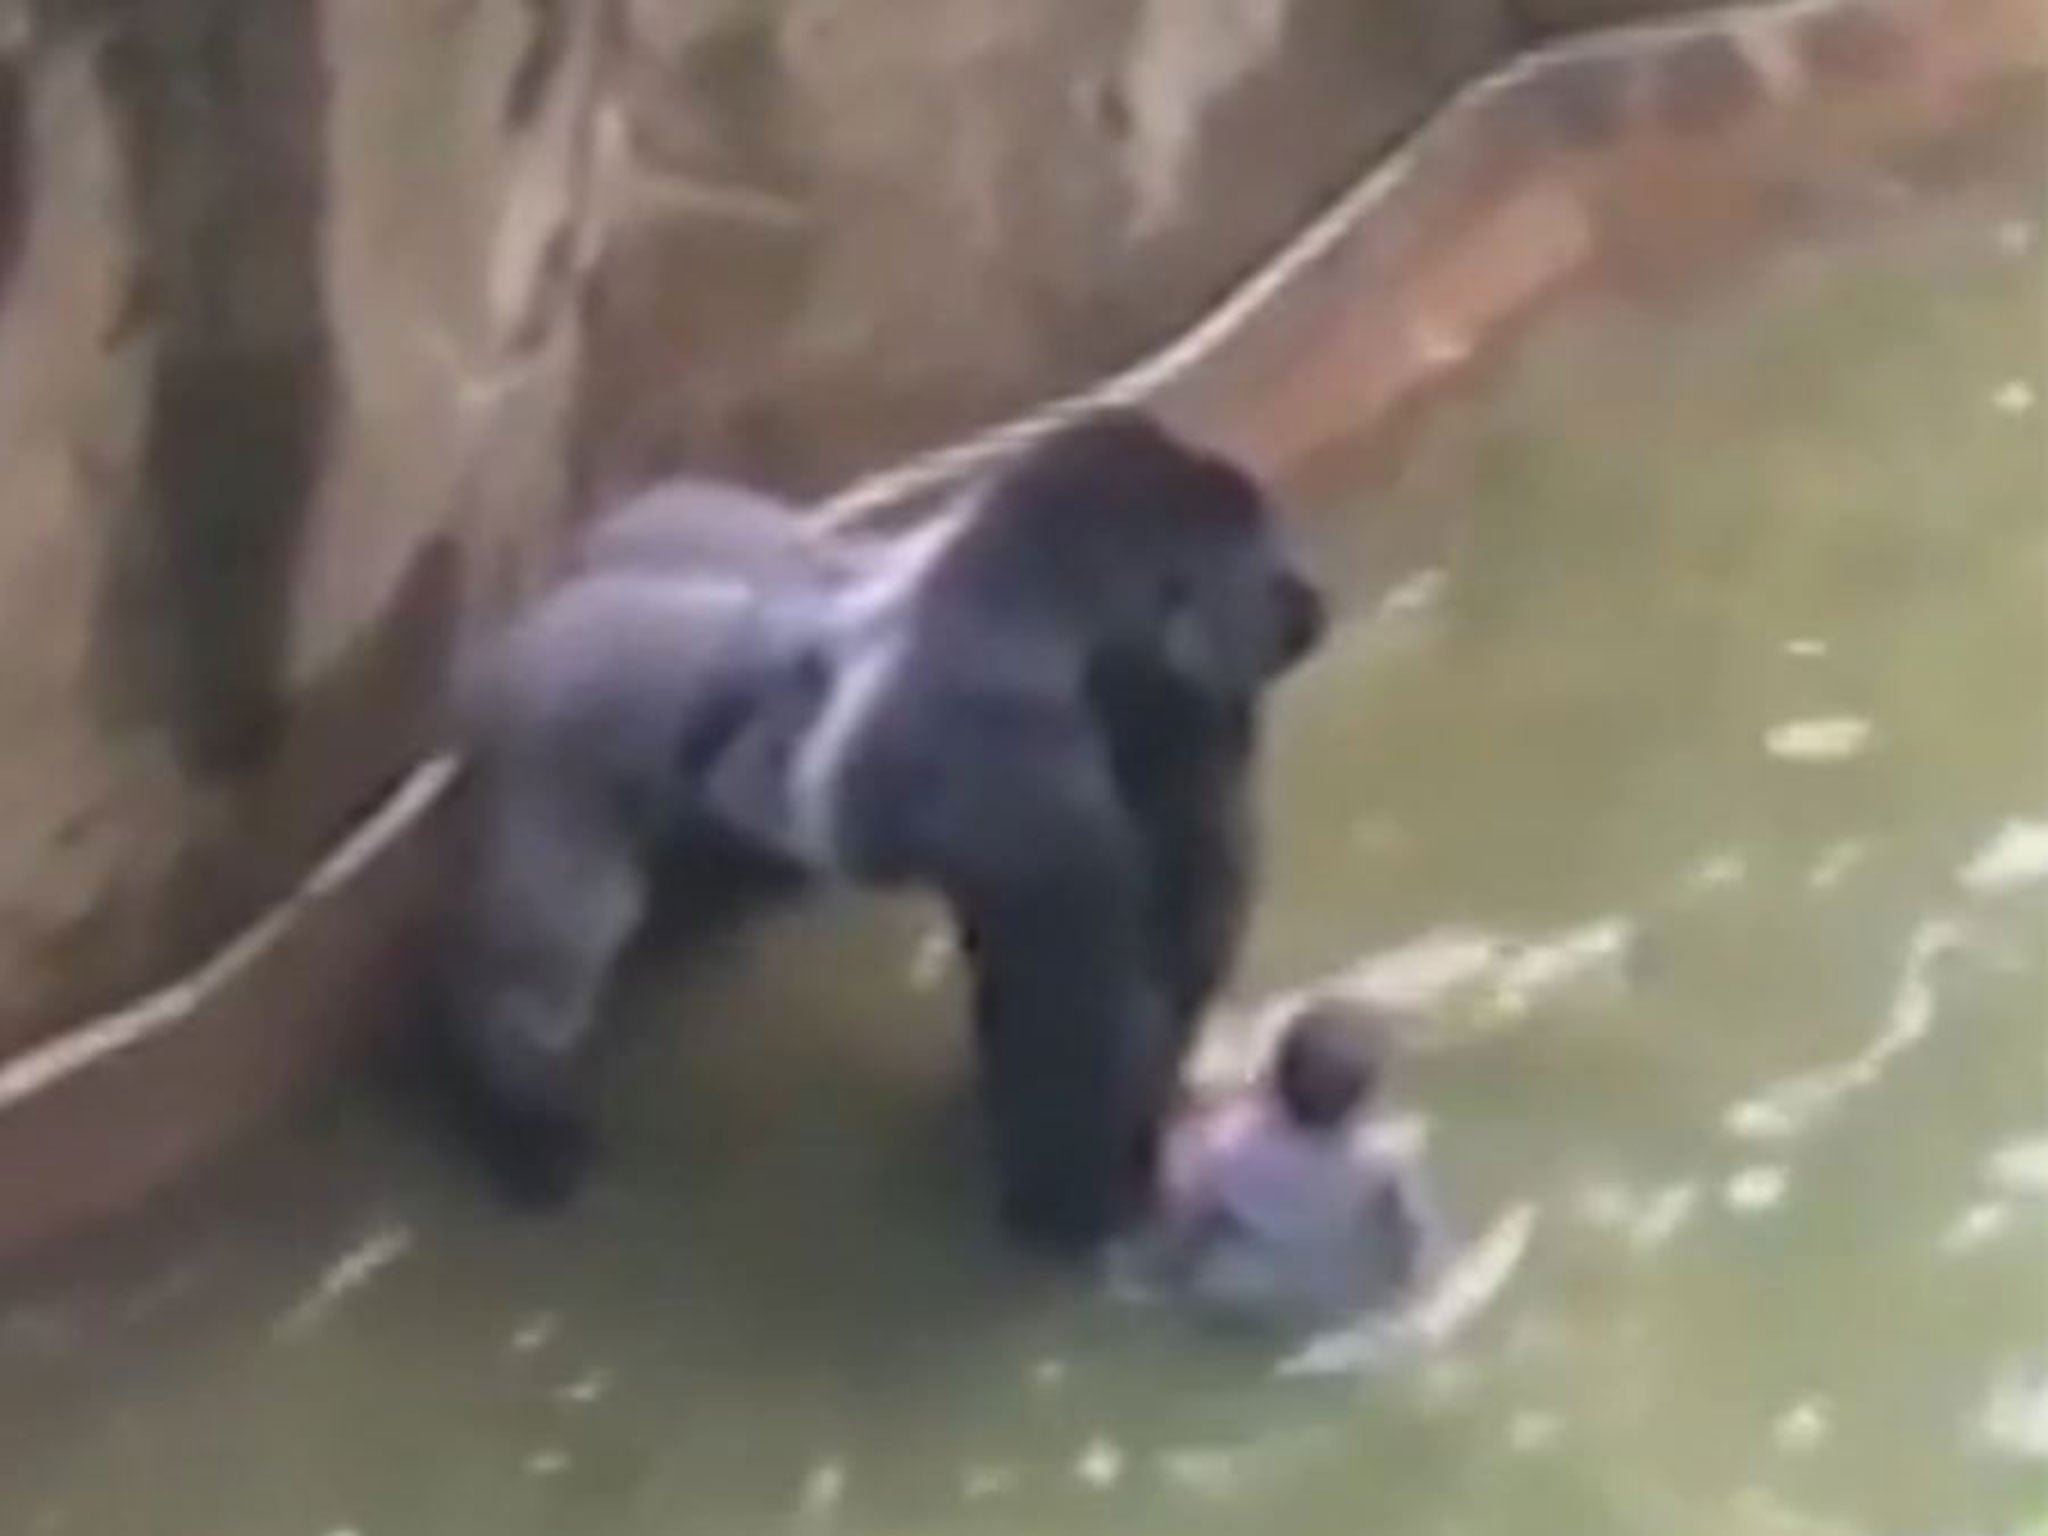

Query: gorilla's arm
[1090,659,1260,1049]
[912,701,1179,1252]
[1141,706,1257,1037]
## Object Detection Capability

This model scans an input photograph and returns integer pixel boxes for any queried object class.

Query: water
[3,160,2044,1536]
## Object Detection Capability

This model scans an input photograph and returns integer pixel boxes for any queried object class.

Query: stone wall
[0,0,605,1059]
[574,0,1821,504]
[578,0,1522,498]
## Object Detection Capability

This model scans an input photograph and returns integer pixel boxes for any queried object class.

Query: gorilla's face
[1155,478,1326,700]
[980,407,1326,701]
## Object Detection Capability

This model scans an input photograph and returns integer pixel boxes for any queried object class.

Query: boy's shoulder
[1349,1109,1428,1166]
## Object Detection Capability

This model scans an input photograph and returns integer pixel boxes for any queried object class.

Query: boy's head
[1270,1002,1386,1132]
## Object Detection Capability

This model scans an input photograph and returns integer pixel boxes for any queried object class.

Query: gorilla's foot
[998,1177,1135,1261]
[425,1022,596,1210]
[468,1098,595,1209]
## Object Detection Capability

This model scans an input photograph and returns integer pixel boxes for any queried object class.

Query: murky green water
[3,160,2044,1536]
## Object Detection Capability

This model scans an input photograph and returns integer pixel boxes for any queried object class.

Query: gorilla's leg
[637,813,814,973]
[436,781,648,1205]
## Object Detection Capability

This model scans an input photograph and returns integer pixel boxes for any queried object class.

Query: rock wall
[0,0,606,1058]
[574,0,1815,503]
[579,0,1521,498]
[1510,0,1728,31]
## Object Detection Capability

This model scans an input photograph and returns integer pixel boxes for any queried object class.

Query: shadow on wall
[91,0,334,776]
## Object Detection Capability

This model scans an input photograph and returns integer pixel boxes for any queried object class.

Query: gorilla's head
[1151,456,1326,696]
[969,409,1326,699]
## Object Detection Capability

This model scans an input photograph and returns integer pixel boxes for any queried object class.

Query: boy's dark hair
[1272,1002,1385,1131]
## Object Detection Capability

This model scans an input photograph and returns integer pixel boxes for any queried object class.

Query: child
[1138,1001,1444,1331]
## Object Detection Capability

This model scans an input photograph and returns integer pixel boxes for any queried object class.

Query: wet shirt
[1161,1101,1434,1328]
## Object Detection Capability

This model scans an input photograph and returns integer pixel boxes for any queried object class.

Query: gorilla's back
[465,573,798,823]
[574,478,857,587]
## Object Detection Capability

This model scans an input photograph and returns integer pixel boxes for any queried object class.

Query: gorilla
[433,408,1325,1253]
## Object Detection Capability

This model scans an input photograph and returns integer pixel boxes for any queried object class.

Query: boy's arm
[1141,1106,1247,1277]
[1369,1158,1453,1291]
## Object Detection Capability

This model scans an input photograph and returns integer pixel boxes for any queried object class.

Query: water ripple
[1959,819,2048,897]
[1724,917,1966,1144]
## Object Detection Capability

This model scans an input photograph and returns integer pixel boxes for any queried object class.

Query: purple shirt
[1158,1101,1438,1326]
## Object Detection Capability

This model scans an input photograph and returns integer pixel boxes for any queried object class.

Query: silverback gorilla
[433,409,1325,1253]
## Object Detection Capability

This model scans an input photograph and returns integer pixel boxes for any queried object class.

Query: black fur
[434,409,1324,1252]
